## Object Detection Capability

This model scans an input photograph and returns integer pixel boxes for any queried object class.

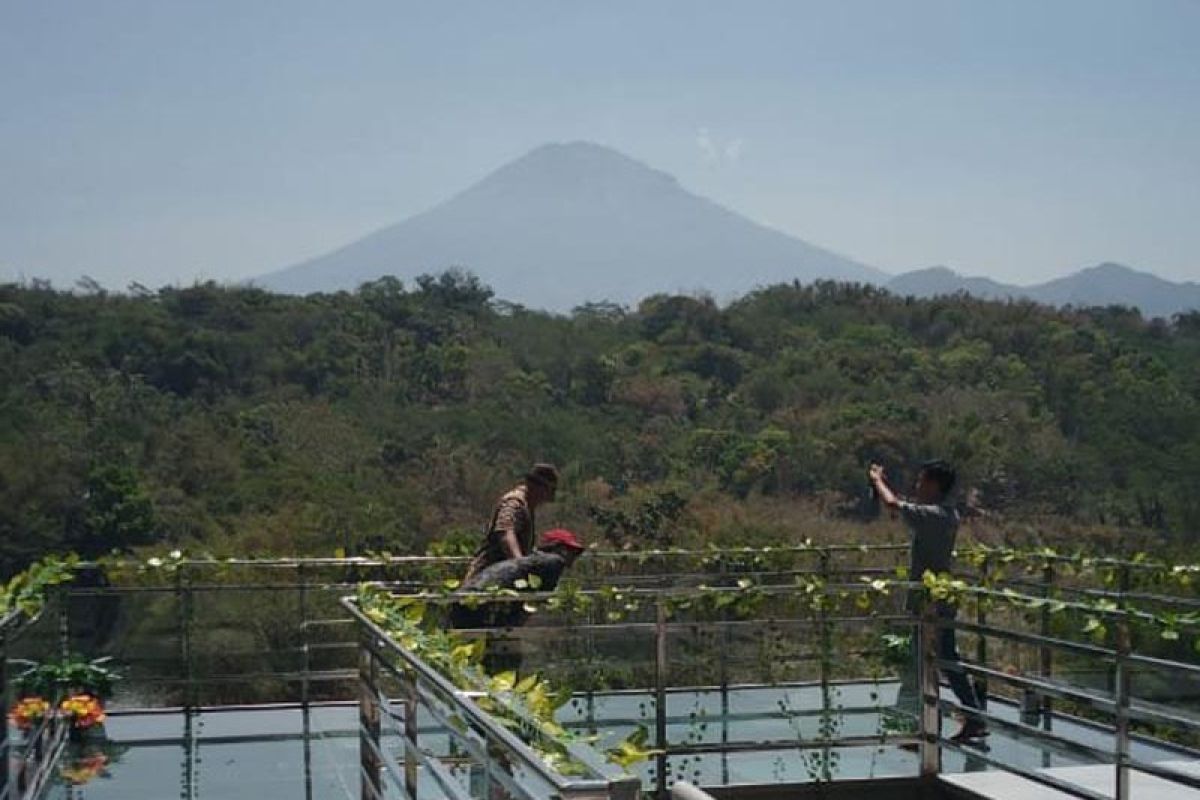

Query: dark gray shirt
[449,551,568,629]
[899,500,960,610]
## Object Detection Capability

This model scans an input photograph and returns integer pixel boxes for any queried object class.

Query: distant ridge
[256,142,886,309]
[888,266,1020,302]
[887,263,1200,319]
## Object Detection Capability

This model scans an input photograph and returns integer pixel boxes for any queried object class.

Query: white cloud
[696,128,743,167]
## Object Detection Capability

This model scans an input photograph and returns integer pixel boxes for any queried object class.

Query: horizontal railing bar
[302,619,357,628]
[949,619,1116,660]
[418,581,922,604]
[450,614,914,637]
[108,699,359,715]
[958,547,1190,573]
[61,544,1200,584]
[65,582,422,595]
[937,737,1111,800]
[937,659,1117,713]
[84,544,910,571]
[955,585,1200,629]
[568,568,904,589]
[113,669,355,686]
[938,657,1200,732]
[1001,577,1200,612]
[582,567,901,583]
[1127,758,1200,791]
[664,734,919,756]
[92,556,471,568]
[1124,699,1200,732]
[63,571,904,597]
[573,705,901,730]
[565,676,905,699]
[934,698,1114,765]
[305,641,356,652]
[1124,650,1200,675]
[105,729,357,747]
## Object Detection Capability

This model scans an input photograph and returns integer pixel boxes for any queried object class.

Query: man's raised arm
[869,463,901,511]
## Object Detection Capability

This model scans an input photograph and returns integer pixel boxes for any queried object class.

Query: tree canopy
[2,273,1197,572]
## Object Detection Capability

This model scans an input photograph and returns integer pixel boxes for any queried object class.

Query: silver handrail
[341,595,641,800]
[928,608,1200,800]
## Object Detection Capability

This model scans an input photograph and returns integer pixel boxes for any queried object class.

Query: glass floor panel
[33,683,1197,799]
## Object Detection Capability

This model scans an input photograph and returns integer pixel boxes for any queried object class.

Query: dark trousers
[482,634,523,676]
[897,606,983,714]
[939,623,982,710]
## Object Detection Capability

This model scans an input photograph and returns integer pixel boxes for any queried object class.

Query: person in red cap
[462,463,560,583]
[450,528,585,632]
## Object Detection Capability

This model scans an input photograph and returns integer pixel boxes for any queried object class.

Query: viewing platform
[4,544,1200,799]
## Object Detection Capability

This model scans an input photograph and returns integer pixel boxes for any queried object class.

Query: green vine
[355,585,661,776]
[0,554,80,621]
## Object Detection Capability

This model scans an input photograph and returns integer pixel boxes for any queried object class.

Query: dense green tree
[2,272,1199,573]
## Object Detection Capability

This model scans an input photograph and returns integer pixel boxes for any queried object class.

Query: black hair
[920,460,956,496]
[525,462,559,488]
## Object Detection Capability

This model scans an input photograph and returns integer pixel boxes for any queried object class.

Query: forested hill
[2,273,1198,572]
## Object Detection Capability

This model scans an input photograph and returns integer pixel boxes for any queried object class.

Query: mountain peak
[523,140,631,160]
[904,265,959,278]
[1078,262,1136,278]
[257,142,884,308]
[464,141,679,201]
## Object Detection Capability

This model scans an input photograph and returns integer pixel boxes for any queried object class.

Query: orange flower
[8,696,50,731]
[59,693,106,729]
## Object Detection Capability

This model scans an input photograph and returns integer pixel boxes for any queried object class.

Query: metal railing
[342,550,1200,800]
[929,583,1200,800]
[5,544,1200,800]
[343,596,641,800]
[345,578,932,800]
[38,547,915,710]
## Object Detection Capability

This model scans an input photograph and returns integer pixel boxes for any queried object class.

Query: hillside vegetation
[2,272,1198,572]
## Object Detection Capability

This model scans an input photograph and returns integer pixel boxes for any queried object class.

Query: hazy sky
[2,1,1198,289]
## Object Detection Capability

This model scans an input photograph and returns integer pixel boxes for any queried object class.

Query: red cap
[539,529,585,552]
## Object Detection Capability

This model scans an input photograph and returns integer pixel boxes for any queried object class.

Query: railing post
[404,671,420,800]
[182,703,197,800]
[1040,562,1054,734]
[1112,564,1132,800]
[299,564,314,800]
[177,564,195,711]
[974,555,988,712]
[655,596,669,800]
[720,620,729,787]
[1114,619,1131,800]
[299,563,310,709]
[1,628,9,800]
[818,548,833,782]
[918,606,941,778]
[358,640,382,800]
[177,564,198,800]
